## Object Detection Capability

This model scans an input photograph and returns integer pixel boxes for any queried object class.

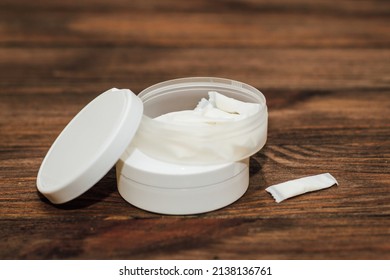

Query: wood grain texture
[0,0,389,259]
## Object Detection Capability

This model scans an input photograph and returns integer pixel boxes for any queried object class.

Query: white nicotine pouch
[266,173,338,203]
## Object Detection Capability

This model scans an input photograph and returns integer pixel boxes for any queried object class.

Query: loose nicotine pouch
[37,77,268,214]
[266,173,338,203]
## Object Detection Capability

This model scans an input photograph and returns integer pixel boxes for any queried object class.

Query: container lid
[37,88,143,204]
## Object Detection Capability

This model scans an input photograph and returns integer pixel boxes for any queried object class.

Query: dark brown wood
[0,0,389,259]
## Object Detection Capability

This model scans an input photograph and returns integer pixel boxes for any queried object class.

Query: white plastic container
[36,77,267,215]
[117,77,267,214]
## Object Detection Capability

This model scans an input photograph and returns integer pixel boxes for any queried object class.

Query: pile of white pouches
[131,90,266,164]
[155,91,260,125]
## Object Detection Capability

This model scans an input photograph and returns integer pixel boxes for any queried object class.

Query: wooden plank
[1,217,388,259]
[0,0,388,48]
[0,48,389,91]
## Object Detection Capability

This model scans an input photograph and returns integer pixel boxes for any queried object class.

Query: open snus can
[37,77,268,215]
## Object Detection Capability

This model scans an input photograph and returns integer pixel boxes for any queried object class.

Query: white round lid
[37,88,143,204]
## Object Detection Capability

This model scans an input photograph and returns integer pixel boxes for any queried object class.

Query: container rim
[138,77,266,105]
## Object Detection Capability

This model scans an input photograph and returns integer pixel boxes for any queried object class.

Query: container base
[117,166,249,215]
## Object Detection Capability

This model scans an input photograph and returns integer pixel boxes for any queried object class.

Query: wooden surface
[0,0,389,260]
